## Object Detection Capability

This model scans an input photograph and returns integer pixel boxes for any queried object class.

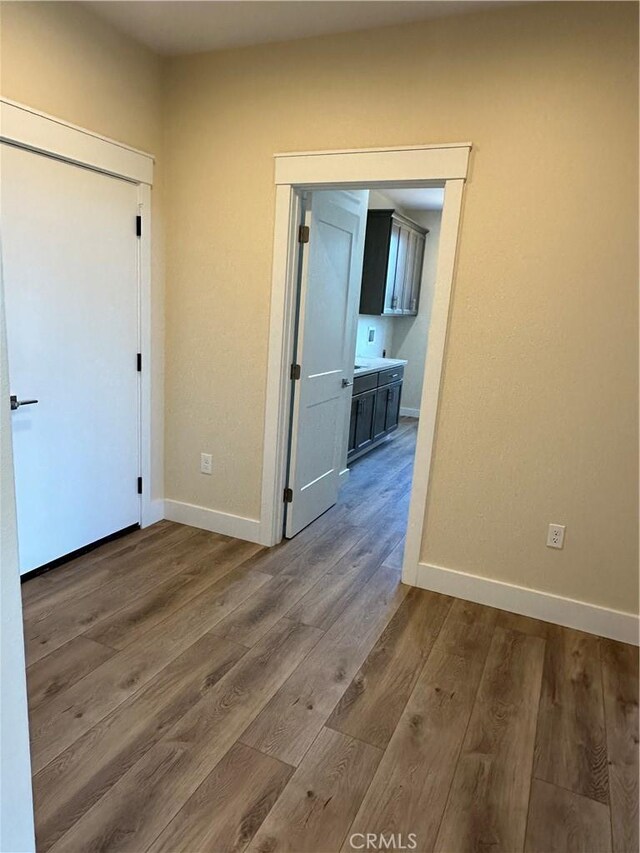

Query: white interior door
[2,143,140,574]
[285,189,368,538]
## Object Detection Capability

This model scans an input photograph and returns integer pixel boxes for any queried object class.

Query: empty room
[0,2,638,852]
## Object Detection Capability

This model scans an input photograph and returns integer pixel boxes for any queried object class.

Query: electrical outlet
[200,453,212,475]
[546,523,565,549]
[367,327,376,344]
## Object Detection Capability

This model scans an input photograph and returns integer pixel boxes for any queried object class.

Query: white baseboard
[415,561,639,645]
[141,499,165,528]
[400,407,420,419]
[164,499,262,545]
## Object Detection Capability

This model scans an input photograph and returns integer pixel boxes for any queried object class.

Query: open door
[285,189,368,538]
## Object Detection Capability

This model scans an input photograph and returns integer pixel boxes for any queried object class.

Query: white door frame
[0,98,159,530]
[260,143,471,589]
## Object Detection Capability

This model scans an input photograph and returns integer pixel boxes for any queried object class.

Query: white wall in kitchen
[355,315,395,359]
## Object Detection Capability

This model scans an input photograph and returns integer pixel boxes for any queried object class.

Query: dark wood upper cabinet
[359,210,428,317]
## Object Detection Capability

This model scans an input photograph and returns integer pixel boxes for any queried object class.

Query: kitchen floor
[22,418,638,853]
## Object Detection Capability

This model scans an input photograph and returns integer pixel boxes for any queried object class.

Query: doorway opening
[282,185,444,574]
[260,142,470,588]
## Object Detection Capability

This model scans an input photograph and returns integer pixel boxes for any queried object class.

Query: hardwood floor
[22,420,639,852]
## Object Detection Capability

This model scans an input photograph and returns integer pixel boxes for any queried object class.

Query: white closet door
[2,143,140,574]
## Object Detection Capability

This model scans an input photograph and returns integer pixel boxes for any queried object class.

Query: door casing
[260,144,471,590]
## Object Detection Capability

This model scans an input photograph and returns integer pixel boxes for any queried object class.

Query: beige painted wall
[164,2,638,613]
[0,1,636,615]
[0,0,166,499]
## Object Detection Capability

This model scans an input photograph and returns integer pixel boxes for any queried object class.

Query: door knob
[342,378,353,388]
[10,395,38,411]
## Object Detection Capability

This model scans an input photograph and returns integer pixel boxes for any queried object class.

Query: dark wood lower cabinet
[348,397,358,455]
[373,387,388,440]
[353,388,377,454]
[348,370,404,461]
[385,382,401,432]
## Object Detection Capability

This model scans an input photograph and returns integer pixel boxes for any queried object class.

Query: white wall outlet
[546,523,565,549]
[367,326,376,344]
[200,452,213,475]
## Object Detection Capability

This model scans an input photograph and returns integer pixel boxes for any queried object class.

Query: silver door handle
[342,378,353,388]
[10,395,38,411]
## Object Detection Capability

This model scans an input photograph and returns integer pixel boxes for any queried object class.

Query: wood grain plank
[363,488,412,535]
[337,457,412,523]
[534,626,609,804]
[241,564,408,766]
[601,638,639,853]
[346,460,414,528]
[248,727,382,853]
[21,522,193,618]
[343,599,497,853]
[382,539,404,570]
[434,626,545,853]
[327,588,452,749]
[24,528,232,664]
[148,743,293,853]
[497,608,551,639]
[26,636,116,710]
[247,509,357,578]
[34,632,246,852]
[50,618,323,853]
[209,522,363,647]
[29,566,271,773]
[285,523,403,631]
[524,779,612,853]
[84,537,262,649]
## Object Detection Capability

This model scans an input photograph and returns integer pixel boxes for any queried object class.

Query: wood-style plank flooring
[22,419,639,852]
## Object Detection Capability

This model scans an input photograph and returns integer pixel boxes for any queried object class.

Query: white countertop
[353,356,408,378]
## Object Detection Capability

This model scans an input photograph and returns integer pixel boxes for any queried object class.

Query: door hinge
[298,224,310,244]
[290,363,301,380]
[284,487,293,503]
[137,476,143,495]
[136,215,142,238]
[136,353,142,372]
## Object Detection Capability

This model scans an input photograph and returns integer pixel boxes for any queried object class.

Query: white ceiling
[86,1,517,57]
[384,187,444,211]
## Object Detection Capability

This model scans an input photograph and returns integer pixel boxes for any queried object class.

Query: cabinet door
[373,387,388,440]
[354,389,376,451]
[385,382,402,432]
[382,221,401,314]
[406,232,425,315]
[400,230,416,313]
[389,224,409,314]
[347,396,358,455]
